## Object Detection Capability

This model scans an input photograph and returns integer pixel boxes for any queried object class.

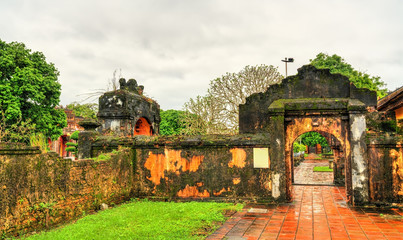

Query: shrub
[66,142,78,147]
[70,130,80,140]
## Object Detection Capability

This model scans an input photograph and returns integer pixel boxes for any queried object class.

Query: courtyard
[208,185,403,240]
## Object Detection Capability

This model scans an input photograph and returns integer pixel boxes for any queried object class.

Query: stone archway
[290,130,343,185]
[285,116,349,198]
[239,65,376,205]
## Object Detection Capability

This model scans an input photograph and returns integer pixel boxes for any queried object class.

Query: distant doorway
[292,132,334,185]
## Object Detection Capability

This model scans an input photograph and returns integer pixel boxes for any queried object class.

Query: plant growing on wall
[29,132,48,152]
[310,53,387,98]
[0,110,35,143]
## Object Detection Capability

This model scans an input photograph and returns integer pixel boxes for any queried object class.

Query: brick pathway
[294,159,333,185]
[207,186,403,240]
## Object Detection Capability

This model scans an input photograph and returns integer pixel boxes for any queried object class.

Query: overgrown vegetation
[29,133,48,152]
[24,200,243,240]
[0,39,66,141]
[310,53,387,98]
[91,149,121,162]
[0,110,35,143]
[159,109,187,136]
[293,141,306,153]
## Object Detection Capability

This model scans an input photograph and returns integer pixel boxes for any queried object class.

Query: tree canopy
[183,65,283,134]
[159,110,187,136]
[67,102,98,120]
[0,39,66,141]
[300,132,328,147]
[310,53,387,98]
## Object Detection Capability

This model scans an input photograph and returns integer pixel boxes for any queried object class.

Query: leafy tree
[310,53,387,98]
[67,102,98,120]
[183,65,283,134]
[293,142,306,153]
[0,39,66,141]
[300,132,328,147]
[70,130,80,140]
[159,110,186,136]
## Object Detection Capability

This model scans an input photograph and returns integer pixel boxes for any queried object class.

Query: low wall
[1,134,272,237]
[367,136,403,203]
[91,134,273,200]
[0,148,135,237]
[2,132,402,236]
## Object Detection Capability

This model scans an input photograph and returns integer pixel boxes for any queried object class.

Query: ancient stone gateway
[97,78,160,137]
[239,65,377,205]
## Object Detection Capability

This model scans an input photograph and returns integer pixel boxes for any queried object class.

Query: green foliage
[310,53,387,98]
[300,132,328,147]
[313,166,333,172]
[65,146,77,154]
[93,153,112,161]
[293,141,306,153]
[65,131,79,155]
[91,149,121,162]
[29,133,48,152]
[66,142,77,147]
[70,130,80,140]
[159,109,186,136]
[0,110,35,143]
[0,39,66,140]
[25,201,243,240]
[66,102,98,120]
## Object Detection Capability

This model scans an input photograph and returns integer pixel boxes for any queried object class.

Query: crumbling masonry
[1,66,402,237]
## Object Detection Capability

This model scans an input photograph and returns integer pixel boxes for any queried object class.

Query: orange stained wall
[134,117,152,136]
[395,107,403,120]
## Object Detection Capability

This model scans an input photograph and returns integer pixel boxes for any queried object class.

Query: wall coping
[91,133,271,149]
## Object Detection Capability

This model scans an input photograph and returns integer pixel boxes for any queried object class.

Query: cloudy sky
[1,0,402,110]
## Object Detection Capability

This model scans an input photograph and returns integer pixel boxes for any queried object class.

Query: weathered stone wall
[2,132,401,237]
[90,134,273,200]
[239,65,377,134]
[1,134,273,237]
[367,136,403,203]
[97,85,160,137]
[0,148,135,237]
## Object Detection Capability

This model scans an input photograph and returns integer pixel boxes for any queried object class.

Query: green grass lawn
[313,166,333,172]
[23,200,243,240]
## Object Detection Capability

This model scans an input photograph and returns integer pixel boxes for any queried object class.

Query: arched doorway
[292,131,343,185]
[134,117,153,136]
[239,65,375,205]
[285,116,350,201]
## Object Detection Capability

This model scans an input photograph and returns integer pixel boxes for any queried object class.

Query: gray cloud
[1,0,402,110]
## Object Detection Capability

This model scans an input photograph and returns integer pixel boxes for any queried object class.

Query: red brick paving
[207,186,403,240]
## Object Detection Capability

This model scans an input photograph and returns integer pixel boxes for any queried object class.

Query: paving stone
[248,208,269,213]
[208,185,403,239]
